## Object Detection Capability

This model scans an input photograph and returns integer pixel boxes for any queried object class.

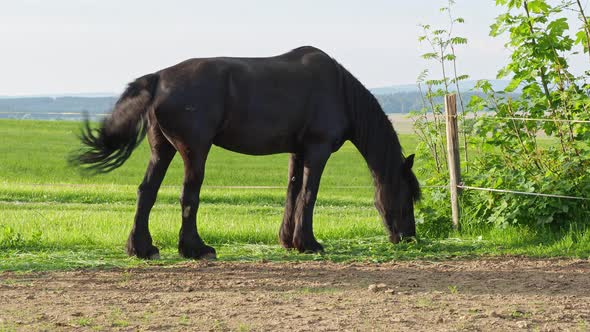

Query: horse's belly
[212,131,297,155]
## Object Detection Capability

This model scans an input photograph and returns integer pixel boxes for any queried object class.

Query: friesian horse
[72,46,421,259]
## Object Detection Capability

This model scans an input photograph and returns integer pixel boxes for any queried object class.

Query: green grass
[0,119,588,271]
[0,119,393,187]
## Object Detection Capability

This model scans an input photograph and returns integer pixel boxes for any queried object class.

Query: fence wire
[457,185,590,201]
[2,111,588,201]
[12,183,447,190]
[476,115,590,124]
[451,112,590,202]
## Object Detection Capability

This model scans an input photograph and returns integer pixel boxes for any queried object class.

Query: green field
[1,119,588,271]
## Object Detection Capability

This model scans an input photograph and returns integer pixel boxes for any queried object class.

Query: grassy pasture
[0,119,589,271]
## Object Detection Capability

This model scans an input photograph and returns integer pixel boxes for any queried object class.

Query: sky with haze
[0,0,538,96]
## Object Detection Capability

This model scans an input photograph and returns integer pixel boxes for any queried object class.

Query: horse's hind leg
[127,124,176,259]
[177,141,216,259]
[279,153,304,248]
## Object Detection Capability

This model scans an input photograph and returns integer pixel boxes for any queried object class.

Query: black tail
[70,73,159,173]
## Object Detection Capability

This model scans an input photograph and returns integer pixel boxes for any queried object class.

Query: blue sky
[1,1,515,95]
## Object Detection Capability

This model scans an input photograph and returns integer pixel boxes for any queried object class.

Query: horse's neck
[351,111,402,186]
[339,64,403,186]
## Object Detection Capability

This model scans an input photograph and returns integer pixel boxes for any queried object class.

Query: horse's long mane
[334,61,421,203]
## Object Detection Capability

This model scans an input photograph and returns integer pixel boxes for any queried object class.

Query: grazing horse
[72,46,421,260]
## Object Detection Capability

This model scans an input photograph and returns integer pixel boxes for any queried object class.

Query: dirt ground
[1,258,589,331]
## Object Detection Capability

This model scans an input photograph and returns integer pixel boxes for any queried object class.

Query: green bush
[414,0,590,230]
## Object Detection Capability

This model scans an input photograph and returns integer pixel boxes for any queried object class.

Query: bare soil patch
[1,258,589,331]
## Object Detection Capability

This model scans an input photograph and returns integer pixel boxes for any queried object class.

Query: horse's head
[375,154,421,244]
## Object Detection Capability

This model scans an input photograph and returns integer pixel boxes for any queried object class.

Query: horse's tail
[70,73,159,173]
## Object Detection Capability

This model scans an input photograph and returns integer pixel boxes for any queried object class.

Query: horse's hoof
[294,238,324,254]
[279,238,296,250]
[389,233,401,244]
[195,246,217,260]
[303,247,324,254]
[128,244,160,260]
[279,230,295,249]
[179,243,217,260]
[126,232,160,259]
[200,252,217,260]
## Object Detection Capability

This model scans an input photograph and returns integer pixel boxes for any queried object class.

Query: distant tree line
[374,91,519,114]
[0,97,116,114]
[0,92,519,119]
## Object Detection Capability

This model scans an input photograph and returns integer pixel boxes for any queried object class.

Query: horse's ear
[406,154,415,169]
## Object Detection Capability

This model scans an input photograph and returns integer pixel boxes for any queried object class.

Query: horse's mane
[334,61,421,202]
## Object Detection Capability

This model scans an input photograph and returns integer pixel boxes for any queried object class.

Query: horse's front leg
[292,144,331,253]
[127,127,176,259]
[177,143,216,259]
[279,153,304,248]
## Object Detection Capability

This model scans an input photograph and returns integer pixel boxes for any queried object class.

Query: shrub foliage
[414,0,590,234]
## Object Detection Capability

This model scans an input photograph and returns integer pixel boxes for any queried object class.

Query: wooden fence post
[445,94,461,230]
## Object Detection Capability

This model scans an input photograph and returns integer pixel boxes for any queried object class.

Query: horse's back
[152,47,349,155]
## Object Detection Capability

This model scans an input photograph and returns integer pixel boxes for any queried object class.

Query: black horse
[72,46,421,259]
